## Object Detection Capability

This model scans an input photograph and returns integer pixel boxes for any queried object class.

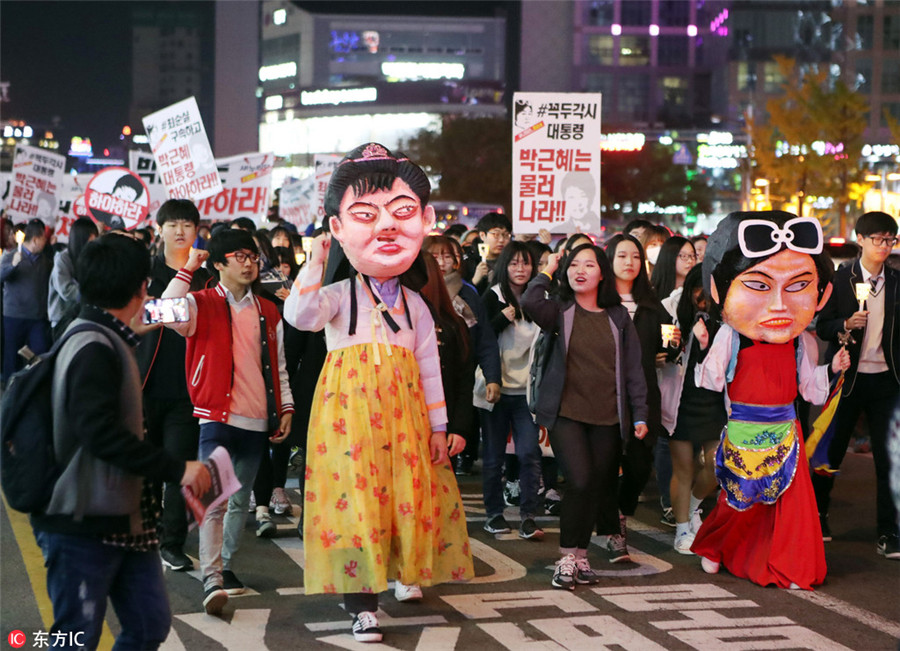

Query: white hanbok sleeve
[694,323,733,393]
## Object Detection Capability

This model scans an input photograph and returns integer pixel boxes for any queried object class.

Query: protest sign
[52,175,91,243]
[195,152,273,223]
[142,96,222,201]
[511,92,602,235]
[6,145,66,224]
[279,175,317,229]
[314,154,341,222]
[84,167,150,230]
[129,150,168,223]
[182,446,241,526]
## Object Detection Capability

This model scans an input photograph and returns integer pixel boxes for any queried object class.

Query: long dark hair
[676,264,715,332]
[651,236,693,300]
[605,233,658,309]
[492,241,536,320]
[557,243,621,308]
[68,217,98,264]
[419,254,470,359]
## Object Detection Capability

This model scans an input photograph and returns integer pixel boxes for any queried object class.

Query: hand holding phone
[142,297,190,325]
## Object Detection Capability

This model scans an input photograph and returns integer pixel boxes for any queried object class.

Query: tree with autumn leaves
[747,55,871,237]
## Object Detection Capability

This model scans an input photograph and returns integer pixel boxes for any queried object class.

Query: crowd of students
[3,180,900,646]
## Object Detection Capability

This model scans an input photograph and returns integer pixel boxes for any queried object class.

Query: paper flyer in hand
[182,446,241,525]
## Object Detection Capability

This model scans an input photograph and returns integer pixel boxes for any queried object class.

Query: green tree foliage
[748,56,869,235]
[601,144,713,223]
[403,116,512,210]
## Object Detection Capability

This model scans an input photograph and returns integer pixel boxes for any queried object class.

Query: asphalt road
[2,450,898,650]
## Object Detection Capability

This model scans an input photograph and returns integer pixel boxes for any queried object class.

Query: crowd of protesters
[2,164,900,646]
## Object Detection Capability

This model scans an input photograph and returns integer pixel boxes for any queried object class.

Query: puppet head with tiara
[323,143,434,288]
[702,210,833,344]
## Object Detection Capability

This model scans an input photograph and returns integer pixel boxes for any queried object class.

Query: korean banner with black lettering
[279,175,317,229]
[512,92,602,235]
[195,152,274,223]
[142,96,222,201]
[6,145,67,224]
[129,150,169,223]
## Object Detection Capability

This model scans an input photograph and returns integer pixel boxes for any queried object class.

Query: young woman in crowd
[47,217,97,340]
[480,241,544,540]
[423,235,501,476]
[692,210,849,589]
[651,235,697,526]
[666,265,727,554]
[522,243,648,589]
[604,233,669,559]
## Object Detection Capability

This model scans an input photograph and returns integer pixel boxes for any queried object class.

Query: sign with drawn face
[84,167,150,230]
[511,92,602,236]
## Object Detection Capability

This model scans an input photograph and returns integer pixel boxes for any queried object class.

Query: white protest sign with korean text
[314,154,341,221]
[279,175,317,229]
[512,92,601,235]
[195,152,273,223]
[84,168,150,230]
[142,96,222,201]
[7,145,66,224]
[129,150,169,224]
[52,175,92,244]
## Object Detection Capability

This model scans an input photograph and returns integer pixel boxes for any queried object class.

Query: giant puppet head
[702,210,833,344]
[324,143,435,282]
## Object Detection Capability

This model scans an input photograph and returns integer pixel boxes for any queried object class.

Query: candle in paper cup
[15,230,25,252]
[301,237,314,254]
[295,251,305,266]
[855,282,870,310]
[478,242,490,262]
[661,324,676,347]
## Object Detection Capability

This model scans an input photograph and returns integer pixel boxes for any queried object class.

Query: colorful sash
[717,402,800,511]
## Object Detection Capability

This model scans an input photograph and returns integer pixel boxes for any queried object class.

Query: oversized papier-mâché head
[702,210,833,344]
[325,143,434,281]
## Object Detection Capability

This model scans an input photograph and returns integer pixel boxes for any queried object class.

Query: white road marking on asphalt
[479,615,669,650]
[595,584,758,610]
[786,588,900,639]
[441,590,596,619]
[650,609,795,629]
[306,608,447,631]
[169,608,271,650]
[315,627,462,651]
[670,625,854,650]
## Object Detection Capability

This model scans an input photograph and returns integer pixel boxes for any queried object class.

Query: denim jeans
[2,316,50,382]
[34,530,171,650]
[480,393,542,518]
[198,422,267,588]
[654,434,673,510]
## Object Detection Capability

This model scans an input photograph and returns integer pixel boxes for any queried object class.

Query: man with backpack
[29,233,211,650]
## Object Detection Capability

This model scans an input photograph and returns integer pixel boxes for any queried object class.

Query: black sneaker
[606,534,631,563]
[202,584,228,616]
[660,507,676,528]
[503,480,520,507]
[351,611,383,642]
[454,455,474,476]
[551,553,577,590]
[518,517,544,540]
[820,514,832,542]
[221,570,246,595]
[256,511,277,538]
[160,547,193,572]
[876,534,900,560]
[574,556,602,584]
[484,514,512,534]
[543,488,562,516]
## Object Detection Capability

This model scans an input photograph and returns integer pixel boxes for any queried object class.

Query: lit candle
[295,251,305,266]
[855,282,870,312]
[15,230,25,253]
[661,324,676,348]
[301,237,314,255]
[478,242,489,262]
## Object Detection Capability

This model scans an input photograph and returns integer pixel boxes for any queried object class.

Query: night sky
[1,1,517,151]
[2,1,134,149]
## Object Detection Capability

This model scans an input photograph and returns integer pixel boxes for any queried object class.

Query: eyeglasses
[678,253,698,262]
[486,229,511,241]
[867,235,899,248]
[225,251,260,264]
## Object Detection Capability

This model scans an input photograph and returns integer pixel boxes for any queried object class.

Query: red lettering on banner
[518,199,567,223]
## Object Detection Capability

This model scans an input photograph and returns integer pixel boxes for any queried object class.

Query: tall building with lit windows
[258,1,509,178]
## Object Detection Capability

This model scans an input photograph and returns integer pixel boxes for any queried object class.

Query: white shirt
[859,263,889,374]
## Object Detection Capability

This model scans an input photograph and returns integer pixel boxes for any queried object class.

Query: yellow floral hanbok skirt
[302,343,473,595]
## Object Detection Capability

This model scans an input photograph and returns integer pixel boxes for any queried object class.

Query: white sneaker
[394,582,423,602]
[701,556,720,574]
[270,487,293,516]
[674,530,696,555]
[689,508,703,534]
[351,611,382,642]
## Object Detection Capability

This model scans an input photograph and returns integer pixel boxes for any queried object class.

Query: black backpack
[527,328,557,415]
[1,323,110,513]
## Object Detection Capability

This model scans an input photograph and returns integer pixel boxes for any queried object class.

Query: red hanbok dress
[692,334,827,590]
